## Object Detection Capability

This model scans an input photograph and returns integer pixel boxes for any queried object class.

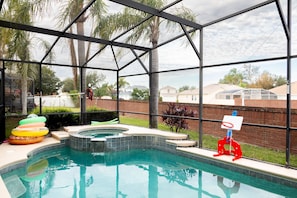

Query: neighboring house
[119,90,132,100]
[177,88,199,103]
[177,84,243,104]
[217,88,277,106]
[203,84,243,105]
[269,81,297,100]
[159,86,177,102]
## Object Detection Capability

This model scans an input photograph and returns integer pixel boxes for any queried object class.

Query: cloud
[23,0,297,86]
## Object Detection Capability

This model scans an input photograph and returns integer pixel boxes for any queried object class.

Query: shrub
[43,108,79,130]
[29,107,118,130]
[162,103,196,132]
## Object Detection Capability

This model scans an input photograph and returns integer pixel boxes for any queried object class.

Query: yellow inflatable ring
[17,122,46,128]
[12,127,49,137]
[19,116,47,126]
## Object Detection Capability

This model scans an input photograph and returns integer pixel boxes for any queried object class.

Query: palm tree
[58,0,111,122]
[106,0,196,128]
[1,1,37,114]
[1,0,54,115]
[117,77,130,90]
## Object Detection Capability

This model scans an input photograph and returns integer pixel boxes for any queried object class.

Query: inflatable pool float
[12,127,49,137]
[17,122,46,128]
[8,135,44,145]
[19,116,47,126]
[91,118,119,125]
[21,159,48,182]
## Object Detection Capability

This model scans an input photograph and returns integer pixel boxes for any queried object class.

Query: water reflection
[2,148,296,198]
[217,176,240,198]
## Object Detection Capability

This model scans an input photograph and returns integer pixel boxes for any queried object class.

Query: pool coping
[177,147,297,183]
[64,124,189,140]
[1,124,297,197]
[0,137,61,198]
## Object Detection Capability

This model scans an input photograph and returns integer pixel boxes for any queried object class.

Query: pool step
[51,131,70,140]
[166,140,197,147]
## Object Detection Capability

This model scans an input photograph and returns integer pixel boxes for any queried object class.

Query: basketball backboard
[221,115,243,131]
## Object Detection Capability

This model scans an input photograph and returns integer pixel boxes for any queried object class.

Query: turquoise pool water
[78,128,126,138]
[2,147,297,198]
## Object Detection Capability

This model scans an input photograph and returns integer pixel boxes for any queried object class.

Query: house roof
[178,89,199,95]
[178,84,243,95]
[160,86,176,91]
[269,81,297,95]
[203,84,243,95]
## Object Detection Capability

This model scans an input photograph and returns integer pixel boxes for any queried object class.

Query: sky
[27,0,297,89]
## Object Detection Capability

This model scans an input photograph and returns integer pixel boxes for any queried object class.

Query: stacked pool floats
[8,114,49,145]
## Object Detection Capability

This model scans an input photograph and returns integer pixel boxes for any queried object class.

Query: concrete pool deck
[0,124,297,198]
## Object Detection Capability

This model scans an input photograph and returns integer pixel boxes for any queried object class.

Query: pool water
[2,147,297,198]
[78,128,126,138]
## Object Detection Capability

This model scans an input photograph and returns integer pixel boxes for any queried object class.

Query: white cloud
[26,0,297,86]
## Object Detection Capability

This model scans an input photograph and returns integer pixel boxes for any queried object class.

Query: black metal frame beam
[203,0,276,27]
[0,0,4,12]
[83,0,182,69]
[40,0,97,63]
[0,20,150,54]
[0,0,295,166]
[0,62,5,142]
[109,0,202,29]
[285,0,292,167]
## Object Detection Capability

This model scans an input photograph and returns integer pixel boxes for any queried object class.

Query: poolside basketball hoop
[221,121,234,129]
[214,111,244,161]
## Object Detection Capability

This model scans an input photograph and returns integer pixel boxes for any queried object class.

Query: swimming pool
[2,147,297,198]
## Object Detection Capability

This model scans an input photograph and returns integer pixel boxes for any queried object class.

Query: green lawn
[120,116,297,168]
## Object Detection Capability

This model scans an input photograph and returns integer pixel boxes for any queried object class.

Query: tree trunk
[150,47,159,128]
[69,27,78,91]
[77,20,87,123]
[21,64,28,115]
[149,17,160,128]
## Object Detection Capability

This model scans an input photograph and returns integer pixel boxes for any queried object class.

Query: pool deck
[1,124,297,198]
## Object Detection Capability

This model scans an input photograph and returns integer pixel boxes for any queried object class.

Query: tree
[94,83,114,98]
[108,0,196,128]
[63,72,106,93]
[219,68,246,87]
[273,75,287,87]
[179,85,196,92]
[1,0,54,114]
[35,66,62,95]
[62,78,75,92]
[242,64,259,84]
[86,71,106,89]
[219,66,286,89]
[131,88,149,101]
[58,0,113,122]
[249,71,286,89]
[117,77,130,90]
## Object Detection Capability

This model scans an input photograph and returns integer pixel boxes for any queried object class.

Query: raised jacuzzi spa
[78,127,127,139]
[64,124,193,153]
[66,126,128,152]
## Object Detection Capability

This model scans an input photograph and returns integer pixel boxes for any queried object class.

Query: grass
[5,117,22,138]
[120,116,297,168]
